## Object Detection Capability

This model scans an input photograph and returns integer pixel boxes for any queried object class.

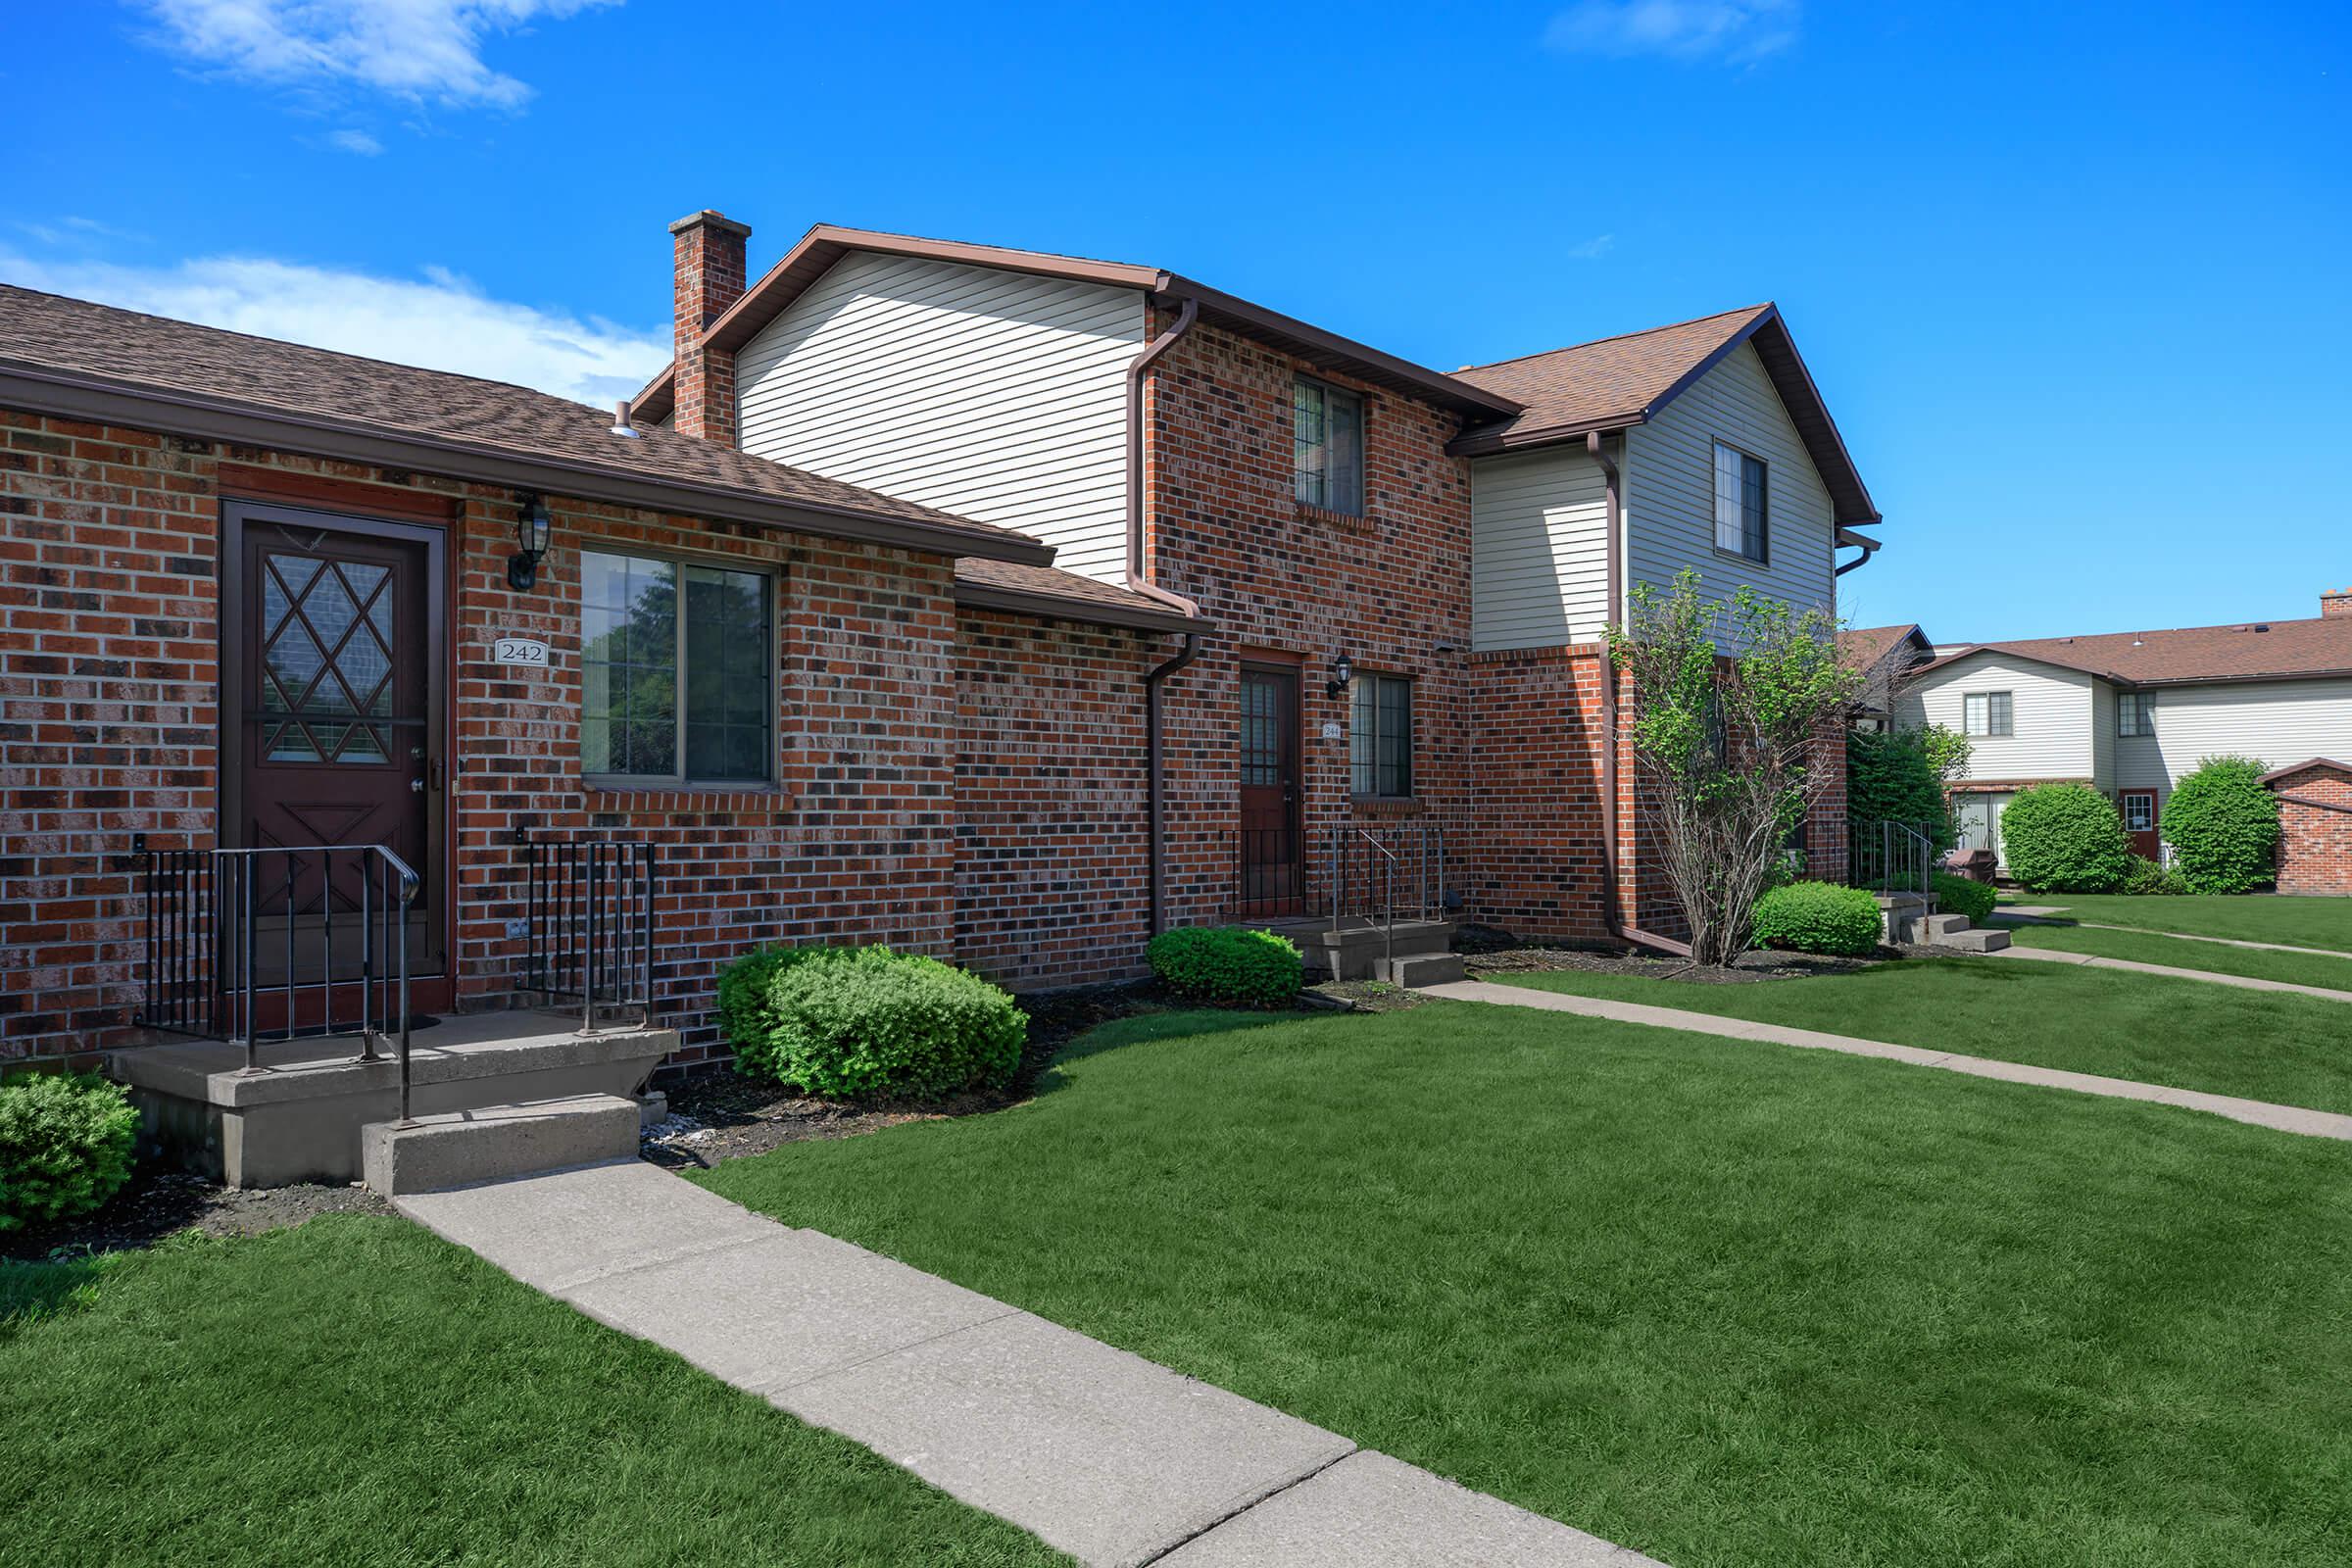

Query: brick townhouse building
[0,212,1882,1113]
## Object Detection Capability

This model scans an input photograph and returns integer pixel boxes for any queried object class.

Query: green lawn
[1496,956,2352,1114]
[0,1218,1066,1567]
[1998,890,2352,951]
[2004,919,2352,994]
[700,1005,2352,1568]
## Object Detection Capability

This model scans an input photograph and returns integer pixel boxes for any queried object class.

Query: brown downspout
[1589,430,1692,958]
[1130,298,1203,935]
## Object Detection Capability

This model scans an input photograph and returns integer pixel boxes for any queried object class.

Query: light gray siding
[2114,676,2352,802]
[1622,341,1836,628]
[2090,680,2117,792]
[1895,652,2097,782]
[1468,446,1612,650]
[733,251,1146,581]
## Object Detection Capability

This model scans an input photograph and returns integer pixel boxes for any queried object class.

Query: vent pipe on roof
[611,399,643,439]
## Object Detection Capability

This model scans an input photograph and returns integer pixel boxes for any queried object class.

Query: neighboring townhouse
[1840,623,1934,729]
[1893,594,2352,865]
[0,210,1885,1119]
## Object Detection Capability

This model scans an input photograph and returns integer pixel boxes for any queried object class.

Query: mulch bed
[2,1167,392,1263]
[1466,945,1884,985]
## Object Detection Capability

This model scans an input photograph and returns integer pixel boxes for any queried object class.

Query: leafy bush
[1146,925,1302,1006]
[1751,881,1884,957]
[718,945,1026,1102]
[1931,870,1996,925]
[1847,726,1964,851]
[2161,756,2280,894]
[0,1073,139,1233]
[2122,855,2189,896]
[2000,783,2132,893]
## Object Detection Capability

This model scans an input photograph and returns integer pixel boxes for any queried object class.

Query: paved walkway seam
[1994,909,2352,960]
[1424,979,2352,1143]
[1986,943,2352,1002]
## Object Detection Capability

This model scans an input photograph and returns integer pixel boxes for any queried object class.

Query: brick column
[668,210,751,445]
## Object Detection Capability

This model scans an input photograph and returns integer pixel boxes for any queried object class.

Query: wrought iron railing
[1848,818,1936,901]
[1322,817,1449,974]
[520,835,656,1033]
[134,840,421,1119]
[1232,826,1306,918]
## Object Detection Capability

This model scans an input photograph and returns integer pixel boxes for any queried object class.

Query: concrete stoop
[1875,894,2010,953]
[361,1095,639,1196]
[1379,953,1467,988]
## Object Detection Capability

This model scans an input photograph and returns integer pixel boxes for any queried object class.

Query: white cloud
[139,0,620,109]
[1544,0,1798,62]
[0,248,667,407]
[1566,233,1617,260]
[328,128,385,155]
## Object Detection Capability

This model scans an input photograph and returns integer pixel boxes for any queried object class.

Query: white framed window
[1713,441,1768,564]
[2119,691,2156,736]
[2122,791,2156,833]
[1294,376,1365,515]
[580,547,774,785]
[1963,691,2013,737]
[1349,673,1413,798]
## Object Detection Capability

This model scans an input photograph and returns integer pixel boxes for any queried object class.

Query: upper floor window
[1963,690,2013,737]
[1350,672,1413,798]
[1294,377,1364,515]
[2119,691,2156,736]
[1713,441,1769,564]
[581,547,773,784]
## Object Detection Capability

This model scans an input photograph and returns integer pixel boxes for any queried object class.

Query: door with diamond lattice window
[224,504,446,979]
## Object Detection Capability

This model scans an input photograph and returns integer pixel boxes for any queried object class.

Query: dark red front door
[224,503,447,982]
[2121,791,2160,861]
[1238,664,1301,913]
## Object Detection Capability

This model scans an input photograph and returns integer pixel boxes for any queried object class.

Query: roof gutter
[1834,526,1882,577]
[1128,297,1206,938]
[0,361,1054,566]
[1589,430,1692,959]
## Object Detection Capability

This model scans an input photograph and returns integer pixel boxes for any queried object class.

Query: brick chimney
[2325,585,2352,619]
[668,210,752,445]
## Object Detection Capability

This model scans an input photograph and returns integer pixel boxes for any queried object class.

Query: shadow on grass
[0,1254,116,1332]
[1026,1006,1312,1101]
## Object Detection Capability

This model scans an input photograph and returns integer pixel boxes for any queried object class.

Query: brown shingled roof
[1920,615,2352,687]
[953,558,1200,632]
[1447,303,1881,527]
[1839,623,1929,672]
[0,282,1050,564]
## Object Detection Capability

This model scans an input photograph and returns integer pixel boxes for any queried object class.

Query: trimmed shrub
[1931,870,1996,925]
[2122,855,2189,896]
[1751,881,1884,957]
[2161,756,2280,894]
[718,945,1026,1102]
[0,1073,140,1233]
[2000,783,2132,893]
[1146,925,1302,1006]
[1847,726,1961,852]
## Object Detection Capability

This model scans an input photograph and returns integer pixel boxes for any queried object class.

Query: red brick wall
[2272,764,2352,895]
[954,609,1155,987]
[1141,311,1476,926]
[669,212,750,445]
[0,409,960,1071]
[1463,647,1613,939]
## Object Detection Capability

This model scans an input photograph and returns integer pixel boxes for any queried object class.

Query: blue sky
[4,1,2346,642]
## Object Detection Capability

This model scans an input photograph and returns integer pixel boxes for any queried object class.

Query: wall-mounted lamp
[1325,651,1354,700]
[508,493,552,592]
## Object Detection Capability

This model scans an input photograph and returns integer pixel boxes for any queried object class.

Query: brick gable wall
[2271,763,2352,895]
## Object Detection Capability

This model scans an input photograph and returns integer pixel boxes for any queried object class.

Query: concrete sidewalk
[1987,943,2352,1002]
[398,1159,1660,1568]
[1995,908,2352,960]
[1423,979,2352,1143]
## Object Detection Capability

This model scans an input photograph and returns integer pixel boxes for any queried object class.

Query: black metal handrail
[135,841,421,1121]
[521,835,656,1034]
[1326,818,1449,974]
[1848,818,1936,901]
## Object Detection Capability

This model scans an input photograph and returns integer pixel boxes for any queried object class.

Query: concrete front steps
[362,1094,641,1196]
[1879,894,2011,953]
[1251,916,1458,982]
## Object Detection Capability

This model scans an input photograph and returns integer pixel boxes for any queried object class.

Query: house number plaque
[492,637,550,667]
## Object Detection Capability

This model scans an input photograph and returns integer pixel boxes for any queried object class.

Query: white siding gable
[734,251,1146,581]
[1469,445,1611,650]
[1623,340,1836,628]
[1894,651,2097,782]
[2115,676,2352,802]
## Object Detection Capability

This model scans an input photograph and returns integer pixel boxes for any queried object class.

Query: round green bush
[0,1072,140,1233]
[1750,881,1884,956]
[2160,756,2279,894]
[717,945,1026,1102]
[1145,925,1302,1005]
[2122,854,2189,896]
[1930,870,1996,925]
[1999,783,2132,893]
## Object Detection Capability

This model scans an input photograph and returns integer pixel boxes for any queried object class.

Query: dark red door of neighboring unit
[223,504,448,994]
[1238,664,1302,914]
[2121,791,2161,861]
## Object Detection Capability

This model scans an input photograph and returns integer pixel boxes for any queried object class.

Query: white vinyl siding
[1624,341,1836,632]
[1895,652,2097,782]
[733,251,1146,582]
[1468,446,1612,650]
[2090,680,2117,791]
[2114,676,2352,801]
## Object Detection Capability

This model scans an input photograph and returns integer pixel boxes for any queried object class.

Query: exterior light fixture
[1325,651,1354,700]
[509,494,553,592]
